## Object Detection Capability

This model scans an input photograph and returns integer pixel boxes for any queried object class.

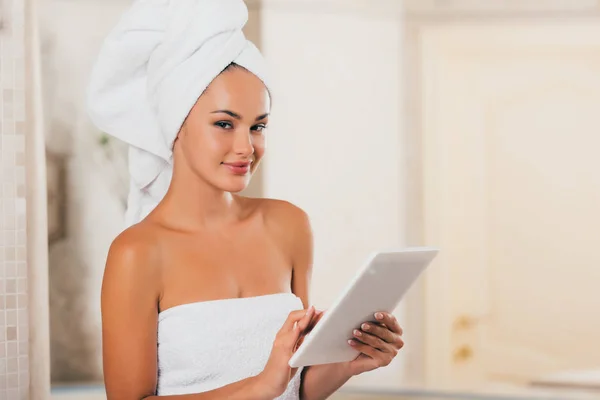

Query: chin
[220,177,251,193]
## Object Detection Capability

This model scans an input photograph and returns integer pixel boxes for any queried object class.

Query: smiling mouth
[222,161,252,175]
[223,162,251,167]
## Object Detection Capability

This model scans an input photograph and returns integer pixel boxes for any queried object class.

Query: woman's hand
[257,306,316,398]
[345,312,404,376]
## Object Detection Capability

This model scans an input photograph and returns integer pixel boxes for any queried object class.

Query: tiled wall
[1,0,30,398]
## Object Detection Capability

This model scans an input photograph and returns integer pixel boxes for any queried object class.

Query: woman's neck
[154,171,242,231]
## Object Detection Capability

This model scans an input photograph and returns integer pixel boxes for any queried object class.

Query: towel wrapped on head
[87,0,270,227]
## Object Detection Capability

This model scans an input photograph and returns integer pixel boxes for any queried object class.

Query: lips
[222,161,251,175]
[224,162,250,168]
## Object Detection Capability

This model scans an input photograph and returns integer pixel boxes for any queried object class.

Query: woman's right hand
[257,306,316,398]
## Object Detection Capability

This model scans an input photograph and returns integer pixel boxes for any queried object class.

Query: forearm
[141,374,273,400]
[299,363,353,400]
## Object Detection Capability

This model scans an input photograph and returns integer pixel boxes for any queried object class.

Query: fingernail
[375,312,384,320]
[348,339,355,346]
[362,323,370,331]
[353,329,362,337]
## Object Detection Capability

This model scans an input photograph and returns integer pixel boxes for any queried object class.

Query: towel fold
[157,293,304,398]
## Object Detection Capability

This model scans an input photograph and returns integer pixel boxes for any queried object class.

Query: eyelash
[215,121,267,132]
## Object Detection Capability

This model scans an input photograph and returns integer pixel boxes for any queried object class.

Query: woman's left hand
[345,312,404,376]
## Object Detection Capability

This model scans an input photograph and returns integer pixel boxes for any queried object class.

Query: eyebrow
[210,110,269,121]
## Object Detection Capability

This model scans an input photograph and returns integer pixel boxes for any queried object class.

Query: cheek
[188,128,228,156]
[253,135,266,159]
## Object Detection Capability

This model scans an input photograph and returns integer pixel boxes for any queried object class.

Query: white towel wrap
[157,293,304,398]
[87,0,270,227]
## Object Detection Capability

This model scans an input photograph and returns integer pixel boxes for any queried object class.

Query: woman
[87,1,405,399]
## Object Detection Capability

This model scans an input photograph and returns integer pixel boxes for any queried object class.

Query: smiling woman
[85,0,407,398]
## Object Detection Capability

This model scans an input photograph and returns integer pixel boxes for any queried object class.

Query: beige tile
[7,202,17,220]
[4,198,14,215]
[3,103,13,119]
[5,232,15,246]
[0,297,4,309]
[5,296,15,309]
[14,137,24,153]
[7,373,18,388]
[17,326,26,341]
[3,183,15,198]
[5,248,15,263]
[17,357,26,372]
[2,153,14,169]
[16,264,25,279]
[17,342,26,357]
[15,248,24,262]
[15,167,24,185]
[6,327,16,341]
[17,295,26,310]
[3,120,15,135]
[6,264,16,279]
[16,279,25,294]
[7,343,17,358]
[16,231,25,246]
[6,311,16,326]
[14,122,24,136]
[3,216,15,230]
[3,89,13,102]
[17,310,26,327]
[19,384,29,400]
[7,358,17,373]
[6,280,15,294]
[15,153,24,167]
[17,215,25,229]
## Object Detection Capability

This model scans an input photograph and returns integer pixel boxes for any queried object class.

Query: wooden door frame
[401,9,600,388]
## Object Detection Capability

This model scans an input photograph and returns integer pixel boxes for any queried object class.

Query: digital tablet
[289,247,439,368]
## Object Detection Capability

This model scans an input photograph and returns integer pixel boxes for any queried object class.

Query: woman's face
[175,66,270,193]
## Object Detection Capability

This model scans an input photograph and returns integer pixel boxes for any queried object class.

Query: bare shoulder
[258,198,311,231]
[101,221,163,398]
[103,222,162,299]
[254,197,313,256]
[106,223,160,268]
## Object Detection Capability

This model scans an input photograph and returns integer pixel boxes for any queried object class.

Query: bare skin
[101,66,404,400]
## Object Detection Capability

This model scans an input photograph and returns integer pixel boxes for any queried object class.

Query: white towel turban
[87,0,270,227]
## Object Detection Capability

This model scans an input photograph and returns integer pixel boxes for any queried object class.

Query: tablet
[289,247,439,368]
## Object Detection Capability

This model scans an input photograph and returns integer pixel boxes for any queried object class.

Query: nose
[232,130,254,158]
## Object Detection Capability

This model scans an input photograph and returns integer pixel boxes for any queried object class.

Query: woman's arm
[101,227,272,400]
[279,204,353,400]
[286,203,405,400]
